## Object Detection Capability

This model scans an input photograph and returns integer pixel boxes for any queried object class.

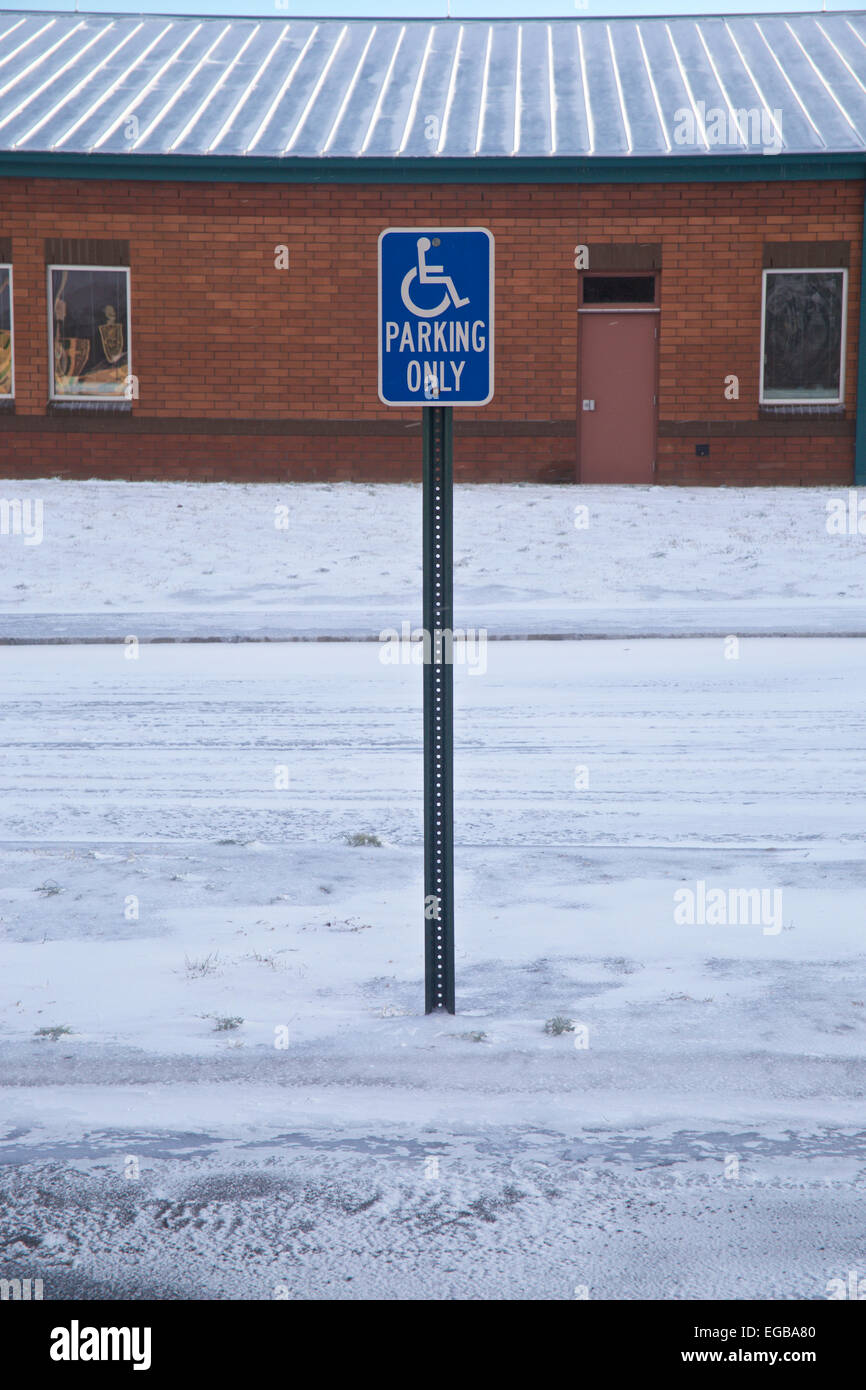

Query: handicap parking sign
[378,227,494,407]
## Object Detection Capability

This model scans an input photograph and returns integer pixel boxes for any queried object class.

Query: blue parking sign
[378,227,494,407]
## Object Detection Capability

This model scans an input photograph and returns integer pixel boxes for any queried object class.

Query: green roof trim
[1,152,865,185]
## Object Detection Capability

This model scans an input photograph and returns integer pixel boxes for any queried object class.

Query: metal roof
[2,10,866,161]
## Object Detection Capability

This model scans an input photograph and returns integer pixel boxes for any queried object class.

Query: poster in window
[763,271,844,401]
[50,268,129,398]
[0,267,11,396]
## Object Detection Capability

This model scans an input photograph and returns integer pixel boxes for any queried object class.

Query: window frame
[0,263,14,400]
[759,266,847,406]
[47,263,132,403]
[579,271,659,309]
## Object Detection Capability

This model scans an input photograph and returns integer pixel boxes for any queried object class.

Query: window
[0,264,12,397]
[582,275,656,305]
[48,266,130,400]
[760,269,846,404]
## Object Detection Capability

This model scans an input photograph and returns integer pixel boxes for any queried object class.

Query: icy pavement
[3,480,866,638]
[3,638,866,849]
[1,1120,864,1300]
[0,639,864,1297]
[3,604,866,643]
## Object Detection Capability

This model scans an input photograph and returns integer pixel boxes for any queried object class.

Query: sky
[0,1,853,20]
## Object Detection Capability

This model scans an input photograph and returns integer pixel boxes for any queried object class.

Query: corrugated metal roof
[2,10,866,160]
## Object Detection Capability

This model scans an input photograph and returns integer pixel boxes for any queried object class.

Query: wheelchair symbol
[401,237,470,318]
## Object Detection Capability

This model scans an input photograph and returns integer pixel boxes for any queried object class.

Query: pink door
[578,313,657,483]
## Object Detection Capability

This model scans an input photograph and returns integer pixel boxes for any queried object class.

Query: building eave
[1,150,865,184]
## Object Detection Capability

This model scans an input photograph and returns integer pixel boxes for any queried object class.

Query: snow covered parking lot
[0,629,864,1300]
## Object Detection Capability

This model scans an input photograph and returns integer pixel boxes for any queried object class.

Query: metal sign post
[422,404,454,1013]
[378,226,493,1014]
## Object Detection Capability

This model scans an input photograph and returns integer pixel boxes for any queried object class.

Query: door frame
[576,272,660,483]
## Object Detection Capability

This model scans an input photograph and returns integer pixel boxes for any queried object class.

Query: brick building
[1,9,866,485]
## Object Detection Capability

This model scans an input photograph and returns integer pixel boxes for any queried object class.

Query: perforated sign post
[378,227,494,1014]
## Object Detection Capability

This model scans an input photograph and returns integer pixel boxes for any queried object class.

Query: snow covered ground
[0,637,864,1299]
[3,480,866,637]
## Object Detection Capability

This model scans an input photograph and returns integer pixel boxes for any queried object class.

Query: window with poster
[48,266,131,400]
[0,264,12,398]
[760,268,847,404]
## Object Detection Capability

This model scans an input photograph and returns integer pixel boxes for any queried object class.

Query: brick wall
[0,175,860,484]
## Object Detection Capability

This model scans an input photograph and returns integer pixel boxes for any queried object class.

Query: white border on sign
[378,226,494,408]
